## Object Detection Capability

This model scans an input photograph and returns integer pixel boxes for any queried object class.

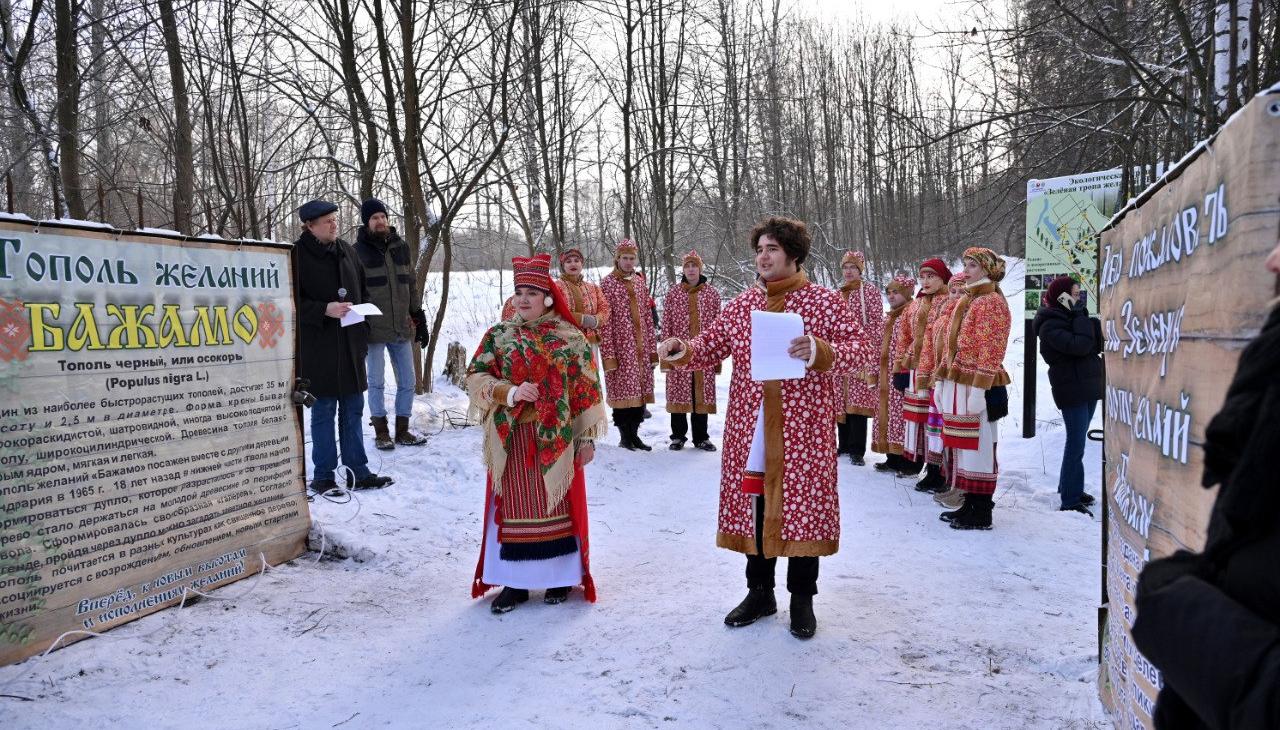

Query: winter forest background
[2,0,1278,384]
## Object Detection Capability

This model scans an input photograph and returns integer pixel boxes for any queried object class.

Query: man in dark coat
[293,200,393,494]
[353,198,429,450]
[1131,250,1280,728]
[1032,276,1103,513]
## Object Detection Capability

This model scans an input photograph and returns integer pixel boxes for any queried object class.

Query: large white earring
[543,295,554,308]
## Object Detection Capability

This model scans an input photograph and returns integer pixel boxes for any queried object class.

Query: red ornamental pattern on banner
[0,297,31,362]
[256,301,285,349]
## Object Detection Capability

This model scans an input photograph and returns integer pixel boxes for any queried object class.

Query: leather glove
[411,310,430,347]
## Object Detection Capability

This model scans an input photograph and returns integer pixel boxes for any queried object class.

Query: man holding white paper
[292,200,394,496]
[658,216,868,640]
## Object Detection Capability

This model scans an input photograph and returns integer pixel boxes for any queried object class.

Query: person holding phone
[1032,275,1103,514]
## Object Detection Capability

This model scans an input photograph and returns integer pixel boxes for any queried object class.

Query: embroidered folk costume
[870,275,915,471]
[661,249,722,449]
[833,251,882,464]
[466,254,608,609]
[664,267,867,558]
[598,239,659,449]
[896,259,952,472]
[556,248,611,347]
[913,271,970,494]
[936,248,1012,530]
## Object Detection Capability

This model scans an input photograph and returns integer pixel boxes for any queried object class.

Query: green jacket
[354,225,422,344]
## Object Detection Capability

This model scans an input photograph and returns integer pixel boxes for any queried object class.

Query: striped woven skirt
[936,379,999,495]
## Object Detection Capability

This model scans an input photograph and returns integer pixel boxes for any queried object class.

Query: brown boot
[371,416,395,450]
[395,416,428,446]
[934,487,964,509]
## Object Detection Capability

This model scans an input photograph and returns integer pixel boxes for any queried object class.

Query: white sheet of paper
[750,310,805,381]
[340,302,382,327]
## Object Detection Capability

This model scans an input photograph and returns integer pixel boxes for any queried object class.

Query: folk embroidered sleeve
[948,292,1012,390]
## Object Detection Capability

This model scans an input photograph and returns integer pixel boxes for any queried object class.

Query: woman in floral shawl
[466,253,609,613]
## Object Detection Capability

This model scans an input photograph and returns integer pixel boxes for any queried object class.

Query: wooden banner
[1097,91,1280,727]
[0,221,309,665]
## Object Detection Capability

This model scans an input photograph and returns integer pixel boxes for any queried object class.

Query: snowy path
[2,391,1108,729]
[1,261,1112,728]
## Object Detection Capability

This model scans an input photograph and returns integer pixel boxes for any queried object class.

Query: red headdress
[512,253,583,331]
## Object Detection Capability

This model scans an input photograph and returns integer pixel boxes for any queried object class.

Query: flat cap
[298,199,338,223]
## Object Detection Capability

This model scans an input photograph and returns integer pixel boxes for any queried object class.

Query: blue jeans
[367,339,416,418]
[310,393,372,482]
[1058,400,1098,508]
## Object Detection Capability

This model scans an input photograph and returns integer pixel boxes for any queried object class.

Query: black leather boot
[914,464,947,493]
[723,588,777,627]
[951,493,994,530]
[940,492,973,523]
[789,593,816,639]
[490,587,529,614]
[544,587,572,604]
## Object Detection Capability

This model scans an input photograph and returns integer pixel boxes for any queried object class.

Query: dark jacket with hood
[1131,303,1280,729]
[292,230,369,397]
[1032,300,1103,409]
[353,225,423,344]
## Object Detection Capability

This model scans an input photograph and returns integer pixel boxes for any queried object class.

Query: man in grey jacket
[354,198,429,450]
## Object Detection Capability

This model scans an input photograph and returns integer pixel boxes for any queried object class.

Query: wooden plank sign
[1097,90,1280,728]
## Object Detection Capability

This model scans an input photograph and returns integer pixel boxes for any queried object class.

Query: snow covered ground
[0,260,1111,728]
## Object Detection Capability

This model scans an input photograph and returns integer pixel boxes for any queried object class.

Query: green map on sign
[1024,191,1112,318]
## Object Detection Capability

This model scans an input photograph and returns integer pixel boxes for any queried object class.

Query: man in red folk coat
[661,249,722,451]
[659,217,868,640]
[833,250,883,466]
[599,239,659,451]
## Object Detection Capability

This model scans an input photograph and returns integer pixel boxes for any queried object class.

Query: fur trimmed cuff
[493,383,514,406]
[663,339,695,368]
[809,336,836,373]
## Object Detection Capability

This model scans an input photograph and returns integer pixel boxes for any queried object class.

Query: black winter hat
[298,199,337,223]
[360,198,388,226]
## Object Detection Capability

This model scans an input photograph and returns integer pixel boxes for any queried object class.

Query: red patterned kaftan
[598,269,658,409]
[666,271,869,557]
[835,280,884,419]
[661,279,722,414]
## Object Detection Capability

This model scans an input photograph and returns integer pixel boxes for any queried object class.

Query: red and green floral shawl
[465,311,607,508]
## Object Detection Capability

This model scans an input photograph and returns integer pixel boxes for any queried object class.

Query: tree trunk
[159,0,194,234]
[53,0,84,218]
